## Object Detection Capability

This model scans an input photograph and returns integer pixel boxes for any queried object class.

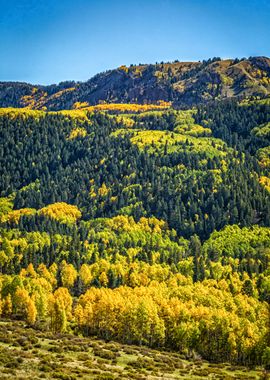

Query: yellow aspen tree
[26,263,37,278]
[83,302,94,334]
[14,288,30,317]
[26,298,37,325]
[74,304,85,327]
[37,263,56,287]
[54,287,73,319]
[60,260,78,289]
[99,271,108,287]
[134,299,151,345]
[129,272,141,287]
[48,296,67,333]
[79,264,93,287]
[33,284,48,318]
[49,263,58,278]
[2,294,12,316]
[98,183,109,197]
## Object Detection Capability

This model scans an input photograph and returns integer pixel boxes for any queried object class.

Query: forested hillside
[0,96,270,378]
[1,56,270,110]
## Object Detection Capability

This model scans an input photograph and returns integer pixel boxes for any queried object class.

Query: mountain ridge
[1,56,270,110]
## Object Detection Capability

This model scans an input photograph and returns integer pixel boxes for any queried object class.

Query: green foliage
[0,195,14,218]
[0,96,270,369]
[202,225,270,268]
[252,122,270,138]
[113,129,228,158]
[174,123,212,137]
[1,108,268,240]
[257,146,270,168]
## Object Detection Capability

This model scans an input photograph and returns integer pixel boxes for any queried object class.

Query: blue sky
[1,0,269,84]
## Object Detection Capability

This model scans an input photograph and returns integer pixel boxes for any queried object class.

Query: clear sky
[1,0,270,84]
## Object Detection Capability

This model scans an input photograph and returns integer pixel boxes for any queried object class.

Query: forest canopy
[0,97,269,370]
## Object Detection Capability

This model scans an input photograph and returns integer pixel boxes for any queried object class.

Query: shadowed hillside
[1,56,270,110]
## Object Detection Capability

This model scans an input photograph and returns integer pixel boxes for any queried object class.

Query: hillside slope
[0,56,270,110]
[0,320,266,380]
[0,95,270,372]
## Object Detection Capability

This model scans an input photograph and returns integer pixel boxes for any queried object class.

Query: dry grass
[0,319,266,380]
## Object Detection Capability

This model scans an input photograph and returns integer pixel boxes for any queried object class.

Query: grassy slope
[0,320,266,380]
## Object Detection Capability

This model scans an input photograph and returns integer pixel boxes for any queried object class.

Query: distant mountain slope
[0,56,270,110]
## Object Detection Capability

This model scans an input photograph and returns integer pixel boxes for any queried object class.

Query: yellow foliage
[0,195,14,218]
[49,87,75,100]
[79,264,93,287]
[25,263,37,278]
[55,109,90,122]
[99,158,106,165]
[99,271,109,287]
[0,103,171,124]
[0,107,46,120]
[157,100,172,107]
[0,107,90,124]
[113,129,227,160]
[259,176,270,192]
[257,147,270,168]
[118,65,129,73]
[115,115,135,128]
[53,287,73,319]
[174,124,212,137]
[83,102,172,113]
[89,187,97,198]
[37,263,57,288]
[74,304,85,326]
[60,260,78,289]
[73,101,89,109]
[26,298,37,325]
[14,288,31,317]
[20,87,75,109]
[48,294,68,333]
[39,202,82,224]
[98,183,110,197]
[138,217,165,234]
[2,294,12,316]
[68,127,87,140]
[1,208,36,224]
[220,74,234,86]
